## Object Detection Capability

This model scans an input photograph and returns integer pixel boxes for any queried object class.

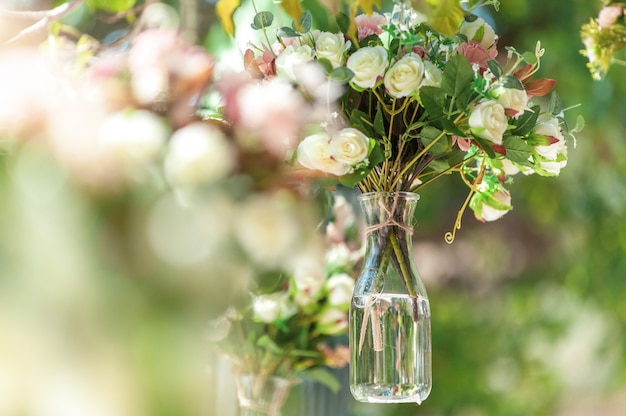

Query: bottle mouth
[358,191,420,203]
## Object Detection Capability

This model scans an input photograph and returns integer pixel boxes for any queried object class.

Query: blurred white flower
[97,109,169,167]
[275,45,315,82]
[326,273,355,306]
[253,293,296,323]
[316,307,348,335]
[233,193,301,269]
[164,122,236,188]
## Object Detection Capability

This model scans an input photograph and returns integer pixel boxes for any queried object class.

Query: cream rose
[534,119,565,160]
[460,17,497,49]
[383,53,424,97]
[534,118,567,174]
[492,86,528,116]
[346,45,388,89]
[469,100,508,145]
[328,128,370,166]
[315,32,350,68]
[275,45,315,82]
[420,60,443,87]
[297,133,351,176]
[475,188,512,222]
[164,122,235,188]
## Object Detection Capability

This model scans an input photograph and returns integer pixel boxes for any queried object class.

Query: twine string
[364,194,414,236]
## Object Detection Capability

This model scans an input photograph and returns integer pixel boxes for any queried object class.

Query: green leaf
[511,105,540,136]
[278,26,299,38]
[501,75,524,90]
[441,117,466,137]
[293,10,312,33]
[349,110,374,136]
[503,136,534,164]
[328,66,354,84]
[300,368,341,393]
[316,58,333,74]
[549,91,563,115]
[251,11,274,30]
[522,51,538,64]
[373,104,386,137]
[419,86,447,118]
[487,59,503,79]
[418,126,450,155]
[441,54,474,110]
[335,12,350,35]
[257,335,284,354]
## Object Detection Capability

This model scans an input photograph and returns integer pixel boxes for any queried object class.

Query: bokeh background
[1,0,625,415]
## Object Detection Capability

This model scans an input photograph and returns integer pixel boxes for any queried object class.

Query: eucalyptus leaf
[549,91,563,115]
[502,75,524,91]
[487,59,503,79]
[329,66,354,84]
[293,10,312,32]
[522,51,538,64]
[251,11,274,30]
[278,26,299,38]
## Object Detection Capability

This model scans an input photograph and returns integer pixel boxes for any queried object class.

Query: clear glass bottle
[349,192,432,404]
[236,374,296,416]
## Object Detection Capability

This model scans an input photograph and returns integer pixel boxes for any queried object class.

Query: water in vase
[349,293,432,404]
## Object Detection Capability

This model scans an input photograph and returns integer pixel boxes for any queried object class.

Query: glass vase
[236,374,296,416]
[349,192,432,404]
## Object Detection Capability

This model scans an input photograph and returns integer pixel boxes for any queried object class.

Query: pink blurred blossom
[355,12,387,41]
[597,6,624,28]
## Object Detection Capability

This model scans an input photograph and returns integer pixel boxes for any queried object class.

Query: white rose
[253,293,296,323]
[420,60,443,87]
[291,254,327,306]
[98,109,169,165]
[469,100,508,145]
[164,122,235,188]
[326,273,355,307]
[233,193,300,268]
[534,119,565,160]
[460,17,497,49]
[275,45,315,82]
[315,32,350,68]
[297,133,351,176]
[492,86,528,116]
[328,128,370,165]
[478,188,512,222]
[383,53,424,97]
[346,45,388,89]
[316,307,348,335]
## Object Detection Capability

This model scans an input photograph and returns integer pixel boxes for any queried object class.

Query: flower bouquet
[581,0,626,80]
[218,0,583,404]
